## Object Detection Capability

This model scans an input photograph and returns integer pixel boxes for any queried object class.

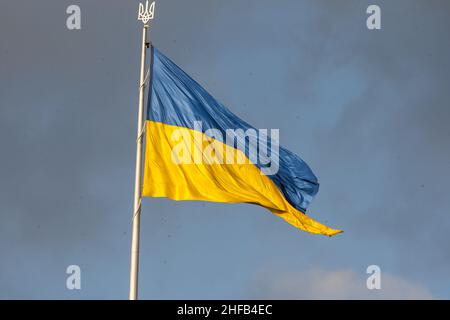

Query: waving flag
[141,46,341,236]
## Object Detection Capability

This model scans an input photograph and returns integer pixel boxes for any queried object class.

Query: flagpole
[129,1,154,300]
[129,22,148,300]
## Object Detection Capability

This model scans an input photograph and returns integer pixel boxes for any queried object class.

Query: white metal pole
[129,23,148,300]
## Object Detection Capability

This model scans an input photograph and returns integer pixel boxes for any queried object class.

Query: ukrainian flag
[142,46,342,236]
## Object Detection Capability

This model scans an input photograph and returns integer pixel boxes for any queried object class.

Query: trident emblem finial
[138,1,155,24]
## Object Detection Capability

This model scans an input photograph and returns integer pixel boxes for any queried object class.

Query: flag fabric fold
[142,46,342,236]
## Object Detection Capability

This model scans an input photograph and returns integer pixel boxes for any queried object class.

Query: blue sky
[1,0,449,299]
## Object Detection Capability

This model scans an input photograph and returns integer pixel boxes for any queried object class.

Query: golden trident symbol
[138,0,155,24]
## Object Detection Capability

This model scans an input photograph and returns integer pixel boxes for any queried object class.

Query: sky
[0,0,449,299]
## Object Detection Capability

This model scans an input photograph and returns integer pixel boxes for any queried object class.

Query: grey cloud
[1,0,449,298]
[250,268,433,299]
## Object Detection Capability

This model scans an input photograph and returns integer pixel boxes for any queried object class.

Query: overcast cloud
[0,0,449,299]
